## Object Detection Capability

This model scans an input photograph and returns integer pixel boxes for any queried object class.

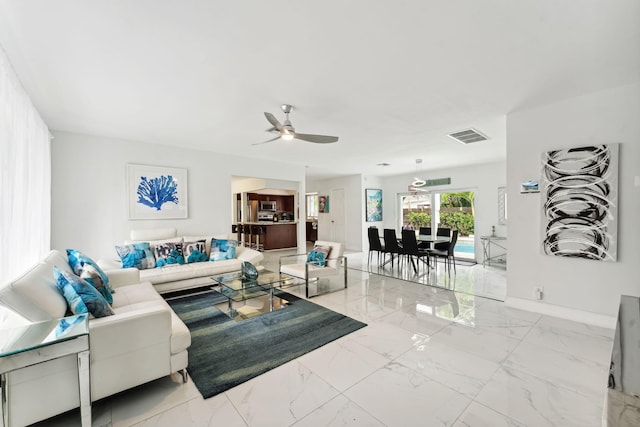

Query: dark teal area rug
[167,290,367,399]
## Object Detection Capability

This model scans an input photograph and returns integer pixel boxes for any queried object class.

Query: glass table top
[0,314,89,358]
[211,270,301,302]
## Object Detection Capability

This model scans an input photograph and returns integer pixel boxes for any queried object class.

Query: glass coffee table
[211,270,302,320]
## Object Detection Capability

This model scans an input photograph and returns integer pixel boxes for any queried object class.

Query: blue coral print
[137,175,179,211]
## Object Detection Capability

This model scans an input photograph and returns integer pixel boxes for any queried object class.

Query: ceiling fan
[254,104,339,145]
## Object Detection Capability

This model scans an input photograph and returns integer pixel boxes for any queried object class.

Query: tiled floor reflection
[345,250,508,302]
[34,251,612,427]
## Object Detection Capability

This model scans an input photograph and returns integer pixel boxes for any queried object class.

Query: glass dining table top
[416,234,450,244]
[0,314,89,358]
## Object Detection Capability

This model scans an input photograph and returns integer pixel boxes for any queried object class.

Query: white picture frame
[127,164,188,220]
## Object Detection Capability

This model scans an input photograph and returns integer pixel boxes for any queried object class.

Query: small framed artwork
[365,188,383,222]
[128,164,188,220]
[520,180,540,193]
[319,195,329,213]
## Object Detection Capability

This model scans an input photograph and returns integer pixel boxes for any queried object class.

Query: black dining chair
[419,227,432,236]
[367,227,385,265]
[433,227,451,250]
[383,229,405,270]
[428,230,458,274]
[418,227,432,249]
[401,229,430,275]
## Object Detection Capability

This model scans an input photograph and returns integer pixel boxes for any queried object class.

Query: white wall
[506,82,640,321]
[306,175,363,252]
[379,161,507,262]
[51,131,306,260]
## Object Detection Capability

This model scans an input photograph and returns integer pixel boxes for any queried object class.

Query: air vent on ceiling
[447,128,488,144]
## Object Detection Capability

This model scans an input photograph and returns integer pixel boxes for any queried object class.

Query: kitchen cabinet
[239,222,297,250]
[263,223,297,250]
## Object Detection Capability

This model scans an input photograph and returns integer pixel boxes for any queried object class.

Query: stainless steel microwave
[260,201,276,211]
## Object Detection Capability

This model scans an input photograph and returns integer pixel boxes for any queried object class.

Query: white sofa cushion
[140,258,242,284]
[0,261,68,321]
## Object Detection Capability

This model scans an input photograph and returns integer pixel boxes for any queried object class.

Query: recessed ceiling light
[376,163,391,167]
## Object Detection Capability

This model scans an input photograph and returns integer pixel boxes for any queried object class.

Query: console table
[0,314,91,427]
[480,235,507,267]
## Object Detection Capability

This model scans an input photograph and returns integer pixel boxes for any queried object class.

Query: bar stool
[236,224,244,246]
[244,224,252,248]
[252,225,265,251]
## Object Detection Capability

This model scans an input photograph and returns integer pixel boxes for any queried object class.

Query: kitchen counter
[237,222,297,250]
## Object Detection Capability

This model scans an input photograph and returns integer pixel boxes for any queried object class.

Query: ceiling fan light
[412,178,426,187]
[281,132,294,141]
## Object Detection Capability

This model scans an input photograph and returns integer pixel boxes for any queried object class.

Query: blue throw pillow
[115,242,156,269]
[54,266,114,318]
[66,249,113,303]
[154,242,185,267]
[306,250,327,267]
[183,240,207,264]
[209,239,238,261]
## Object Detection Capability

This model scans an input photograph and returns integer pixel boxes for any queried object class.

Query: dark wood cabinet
[247,193,294,213]
[306,221,317,242]
[263,224,297,250]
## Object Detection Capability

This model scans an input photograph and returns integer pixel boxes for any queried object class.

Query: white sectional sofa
[100,228,265,294]
[0,249,191,427]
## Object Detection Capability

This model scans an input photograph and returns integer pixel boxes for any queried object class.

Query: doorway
[330,188,346,244]
[400,190,476,260]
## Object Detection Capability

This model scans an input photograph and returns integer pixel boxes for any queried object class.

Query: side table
[0,314,91,427]
[480,235,507,267]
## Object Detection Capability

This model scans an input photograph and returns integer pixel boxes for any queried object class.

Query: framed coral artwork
[127,164,188,219]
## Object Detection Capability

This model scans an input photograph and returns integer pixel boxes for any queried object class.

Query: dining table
[378,233,450,271]
[416,234,450,245]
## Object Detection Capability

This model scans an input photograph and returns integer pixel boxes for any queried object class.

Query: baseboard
[505,296,616,329]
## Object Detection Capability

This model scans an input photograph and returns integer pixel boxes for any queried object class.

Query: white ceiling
[1,0,638,179]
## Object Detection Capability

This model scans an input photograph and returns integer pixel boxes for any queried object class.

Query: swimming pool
[454,240,475,254]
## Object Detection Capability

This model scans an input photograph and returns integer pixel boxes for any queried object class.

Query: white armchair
[279,241,347,298]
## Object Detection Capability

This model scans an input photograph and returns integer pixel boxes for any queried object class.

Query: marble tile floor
[35,252,613,427]
[343,250,508,302]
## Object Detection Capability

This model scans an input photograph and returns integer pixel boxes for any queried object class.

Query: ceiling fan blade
[294,133,339,144]
[252,135,281,146]
[264,112,283,131]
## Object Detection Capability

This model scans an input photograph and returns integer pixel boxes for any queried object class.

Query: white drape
[0,44,51,283]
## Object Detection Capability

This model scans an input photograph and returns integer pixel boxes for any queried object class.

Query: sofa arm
[104,268,140,289]
[89,304,172,359]
[237,247,265,264]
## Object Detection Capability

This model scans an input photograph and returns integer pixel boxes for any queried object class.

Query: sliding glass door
[399,191,476,260]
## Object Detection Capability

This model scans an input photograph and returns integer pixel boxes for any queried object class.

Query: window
[0,46,51,282]
[306,193,319,219]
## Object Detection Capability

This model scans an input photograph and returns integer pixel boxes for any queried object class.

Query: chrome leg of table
[77,350,91,427]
